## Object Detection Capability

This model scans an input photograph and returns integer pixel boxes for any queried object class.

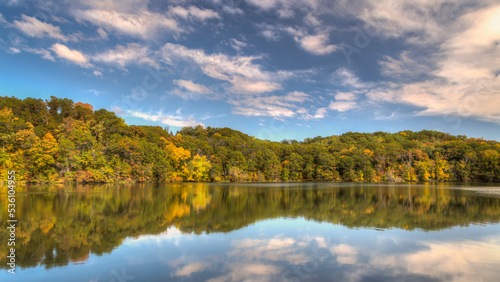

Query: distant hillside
[1,96,499,183]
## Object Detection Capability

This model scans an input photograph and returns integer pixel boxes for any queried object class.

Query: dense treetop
[1,96,499,183]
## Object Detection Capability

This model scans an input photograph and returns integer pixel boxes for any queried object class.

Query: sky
[0,0,499,141]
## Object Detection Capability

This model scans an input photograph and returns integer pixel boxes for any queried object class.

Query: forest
[1,96,499,183]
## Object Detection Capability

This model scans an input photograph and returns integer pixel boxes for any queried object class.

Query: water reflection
[119,222,500,282]
[1,183,500,281]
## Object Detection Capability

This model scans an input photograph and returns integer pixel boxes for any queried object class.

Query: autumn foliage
[1,96,499,183]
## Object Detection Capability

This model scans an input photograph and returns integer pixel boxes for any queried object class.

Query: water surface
[1,183,500,281]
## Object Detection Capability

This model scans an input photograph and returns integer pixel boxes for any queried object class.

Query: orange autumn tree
[74,102,94,121]
[74,102,93,110]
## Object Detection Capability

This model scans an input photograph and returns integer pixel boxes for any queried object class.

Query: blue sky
[0,0,499,141]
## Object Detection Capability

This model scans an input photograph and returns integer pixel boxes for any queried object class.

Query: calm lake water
[1,183,500,282]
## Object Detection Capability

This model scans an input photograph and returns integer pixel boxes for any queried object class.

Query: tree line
[1,96,499,183]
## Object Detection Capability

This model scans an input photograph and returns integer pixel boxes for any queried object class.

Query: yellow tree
[182,154,212,182]
[10,122,40,180]
[0,107,24,179]
[434,152,450,182]
[31,132,59,181]
[161,137,191,181]
[479,150,500,181]
[0,107,20,151]
[415,160,433,182]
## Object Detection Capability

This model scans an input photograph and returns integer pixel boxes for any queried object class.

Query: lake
[1,183,500,281]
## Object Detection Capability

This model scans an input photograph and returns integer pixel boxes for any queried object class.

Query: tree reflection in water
[1,183,499,269]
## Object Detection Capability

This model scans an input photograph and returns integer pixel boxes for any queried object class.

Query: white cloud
[50,16,68,23]
[337,0,452,44]
[162,43,266,80]
[210,234,330,282]
[331,244,358,255]
[123,227,193,246]
[328,101,357,112]
[374,111,398,120]
[23,47,55,61]
[231,236,307,261]
[298,33,338,55]
[207,263,281,282]
[7,46,55,61]
[330,244,358,265]
[173,79,212,94]
[50,43,91,67]
[245,0,319,14]
[222,6,244,15]
[366,87,397,103]
[368,4,500,123]
[74,2,219,40]
[6,0,22,5]
[283,91,311,103]
[369,237,500,282]
[84,89,104,96]
[230,78,282,94]
[11,15,69,41]
[162,43,285,94]
[303,13,321,26]
[168,6,220,21]
[302,107,329,119]
[334,91,357,101]
[96,27,108,39]
[8,47,20,54]
[25,41,159,71]
[333,68,371,89]
[231,91,310,118]
[277,8,294,18]
[125,109,204,128]
[230,38,247,52]
[261,30,280,41]
[0,13,6,24]
[246,0,280,10]
[256,16,337,56]
[286,27,338,55]
[258,24,281,41]
[379,52,431,80]
[74,9,180,39]
[172,262,211,277]
[435,5,500,83]
[74,0,144,11]
[91,43,159,69]
[444,5,500,52]
[369,77,500,123]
